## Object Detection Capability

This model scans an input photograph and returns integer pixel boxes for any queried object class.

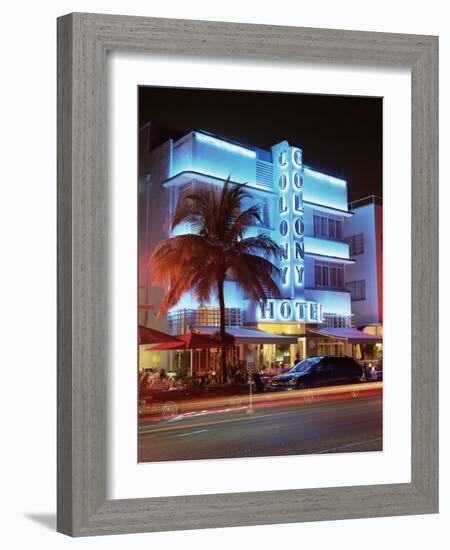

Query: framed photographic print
[57,13,438,536]
[136,87,384,463]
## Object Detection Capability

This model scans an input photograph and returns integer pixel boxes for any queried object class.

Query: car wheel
[161,401,179,418]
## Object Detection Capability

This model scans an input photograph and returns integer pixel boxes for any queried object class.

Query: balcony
[304,236,355,264]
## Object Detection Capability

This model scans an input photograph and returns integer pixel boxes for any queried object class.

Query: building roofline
[192,128,260,154]
[349,195,383,209]
[166,130,351,189]
[303,165,347,185]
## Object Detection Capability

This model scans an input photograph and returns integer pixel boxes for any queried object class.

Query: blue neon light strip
[303,167,346,186]
[304,236,350,260]
[195,132,256,159]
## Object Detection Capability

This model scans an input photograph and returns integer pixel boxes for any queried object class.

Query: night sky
[139,86,382,202]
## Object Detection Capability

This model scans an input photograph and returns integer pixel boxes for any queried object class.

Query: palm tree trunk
[217,277,227,383]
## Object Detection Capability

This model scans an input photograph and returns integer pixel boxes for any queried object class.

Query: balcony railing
[349,195,382,210]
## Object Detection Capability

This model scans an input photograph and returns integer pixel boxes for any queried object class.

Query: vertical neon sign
[271,141,305,302]
[272,142,290,297]
[291,147,305,296]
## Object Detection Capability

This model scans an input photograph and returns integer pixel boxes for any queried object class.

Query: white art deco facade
[139,128,356,363]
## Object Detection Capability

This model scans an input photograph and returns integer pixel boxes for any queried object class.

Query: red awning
[147,331,222,351]
[138,325,183,345]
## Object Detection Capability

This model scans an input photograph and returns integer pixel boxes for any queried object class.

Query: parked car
[270,356,365,390]
[139,376,250,418]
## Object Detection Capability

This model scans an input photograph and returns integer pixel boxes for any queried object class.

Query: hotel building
[343,195,383,329]
[139,127,359,371]
[342,195,383,370]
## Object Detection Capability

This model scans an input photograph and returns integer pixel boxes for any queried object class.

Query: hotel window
[314,213,343,240]
[328,218,342,240]
[346,280,366,301]
[314,214,327,237]
[345,233,364,256]
[330,264,344,288]
[315,262,329,287]
[315,262,344,289]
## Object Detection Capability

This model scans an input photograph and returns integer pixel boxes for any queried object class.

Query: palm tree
[150,177,282,383]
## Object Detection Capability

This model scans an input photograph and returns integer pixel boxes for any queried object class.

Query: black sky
[139,86,382,202]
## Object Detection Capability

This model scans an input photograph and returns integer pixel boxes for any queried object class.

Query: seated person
[149,369,171,390]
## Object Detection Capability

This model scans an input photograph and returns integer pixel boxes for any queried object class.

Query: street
[138,385,383,462]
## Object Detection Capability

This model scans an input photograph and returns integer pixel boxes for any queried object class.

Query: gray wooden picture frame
[57,12,439,537]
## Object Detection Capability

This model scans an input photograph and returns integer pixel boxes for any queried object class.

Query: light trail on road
[138,392,383,462]
[139,382,382,424]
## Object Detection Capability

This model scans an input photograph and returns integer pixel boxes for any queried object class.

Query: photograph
[137,87,384,462]
[0,0,442,543]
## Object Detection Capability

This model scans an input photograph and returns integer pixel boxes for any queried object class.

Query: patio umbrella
[147,331,222,351]
[179,332,222,350]
[138,325,183,345]
[147,331,224,377]
[145,340,185,351]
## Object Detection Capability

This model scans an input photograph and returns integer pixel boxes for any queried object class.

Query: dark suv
[270,356,365,390]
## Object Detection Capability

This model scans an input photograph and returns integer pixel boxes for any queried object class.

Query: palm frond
[235,234,282,259]
[150,234,214,285]
[151,176,282,318]
[158,267,198,314]
[172,190,213,232]
[227,252,282,301]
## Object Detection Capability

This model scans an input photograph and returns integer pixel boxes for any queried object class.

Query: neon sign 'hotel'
[139,128,356,360]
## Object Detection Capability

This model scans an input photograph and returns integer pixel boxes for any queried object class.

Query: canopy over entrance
[307,327,382,344]
[195,326,298,345]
